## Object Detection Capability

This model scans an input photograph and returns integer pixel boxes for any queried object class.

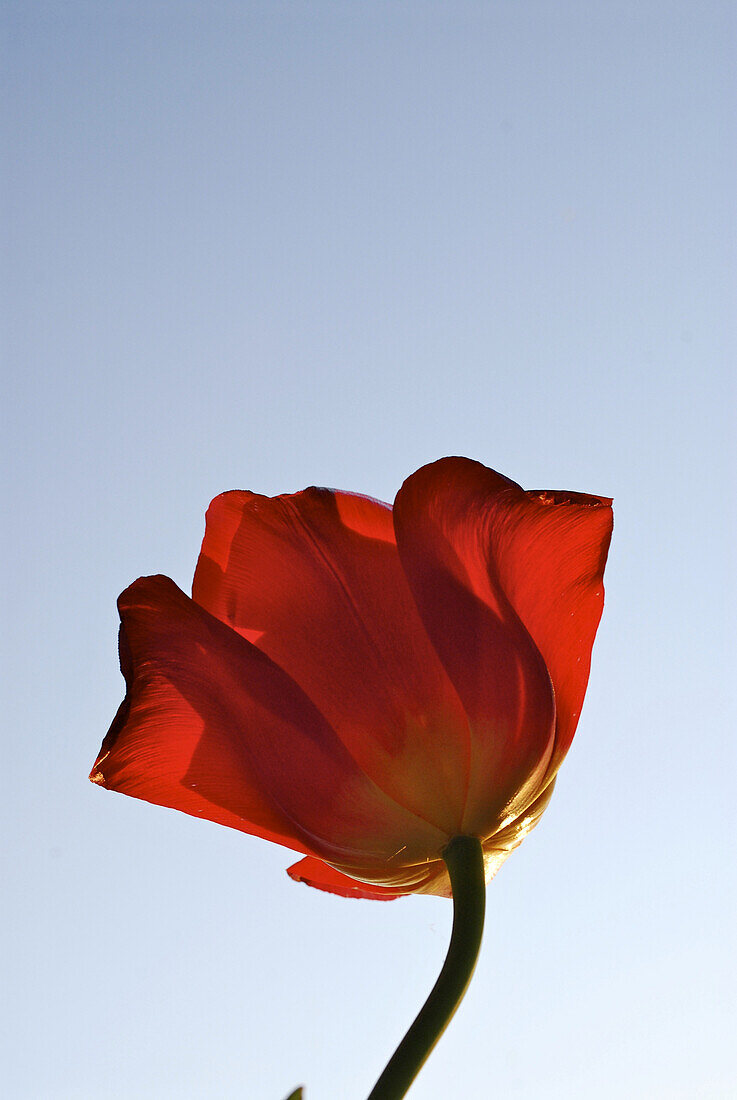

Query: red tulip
[91,458,612,899]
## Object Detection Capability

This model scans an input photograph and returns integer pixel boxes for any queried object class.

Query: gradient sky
[3,3,735,1098]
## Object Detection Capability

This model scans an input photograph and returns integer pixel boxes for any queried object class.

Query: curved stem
[367,836,486,1100]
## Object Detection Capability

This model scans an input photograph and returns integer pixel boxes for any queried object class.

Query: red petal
[484,481,612,780]
[90,576,446,868]
[286,854,453,896]
[286,858,404,900]
[394,460,557,838]
[91,585,308,855]
[394,459,612,824]
[192,487,471,836]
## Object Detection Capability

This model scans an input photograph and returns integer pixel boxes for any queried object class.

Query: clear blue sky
[3,2,735,1097]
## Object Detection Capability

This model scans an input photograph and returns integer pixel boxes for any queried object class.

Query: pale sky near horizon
[3,3,735,1098]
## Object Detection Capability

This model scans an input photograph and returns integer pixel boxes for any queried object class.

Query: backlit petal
[91,576,447,869]
[91,582,306,854]
[192,487,471,835]
[286,858,404,900]
[394,460,557,838]
[482,481,613,780]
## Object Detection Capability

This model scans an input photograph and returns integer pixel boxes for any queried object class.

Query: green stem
[367,835,486,1100]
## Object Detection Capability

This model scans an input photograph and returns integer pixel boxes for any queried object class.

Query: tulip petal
[286,858,404,899]
[286,854,452,896]
[481,482,612,781]
[192,487,471,836]
[91,580,311,854]
[91,576,446,869]
[394,459,557,837]
[481,778,557,884]
[394,458,612,824]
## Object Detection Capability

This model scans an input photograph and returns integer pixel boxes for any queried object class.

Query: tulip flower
[91,457,612,1098]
